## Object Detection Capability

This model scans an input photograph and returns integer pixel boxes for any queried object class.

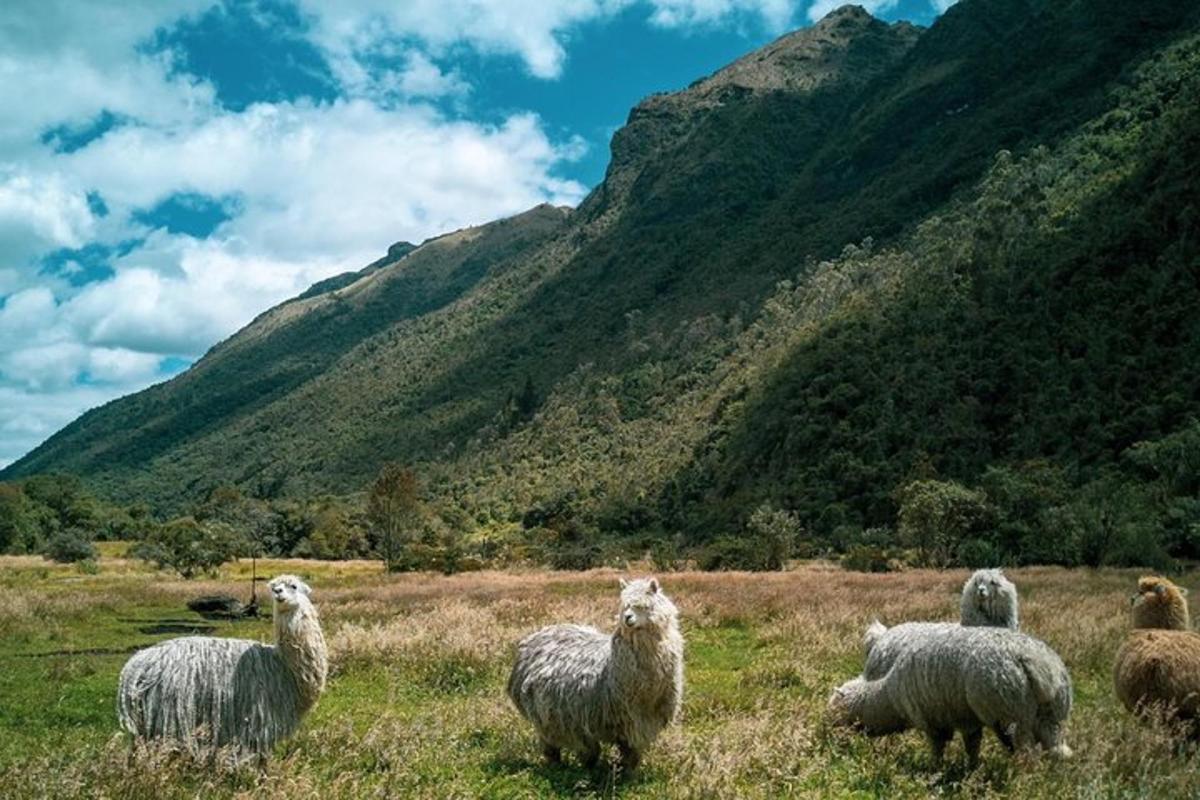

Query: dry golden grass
[2,558,1198,798]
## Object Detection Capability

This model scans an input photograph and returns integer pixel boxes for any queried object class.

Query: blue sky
[0,0,953,468]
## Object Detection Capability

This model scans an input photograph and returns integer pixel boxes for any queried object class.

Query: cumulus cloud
[300,0,807,85]
[648,0,795,30]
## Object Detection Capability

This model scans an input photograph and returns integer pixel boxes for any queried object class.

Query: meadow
[2,550,1198,799]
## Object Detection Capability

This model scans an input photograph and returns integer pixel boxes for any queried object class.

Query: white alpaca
[960,568,1019,629]
[833,622,1073,765]
[507,577,684,771]
[117,574,328,760]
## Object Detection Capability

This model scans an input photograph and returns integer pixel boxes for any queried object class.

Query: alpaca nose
[623,611,636,626]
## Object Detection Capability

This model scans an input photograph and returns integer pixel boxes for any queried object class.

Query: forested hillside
[5,0,1199,570]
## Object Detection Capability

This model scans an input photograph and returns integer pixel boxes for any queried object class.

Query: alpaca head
[269,574,313,614]
[961,568,1019,628]
[827,677,868,729]
[1131,576,1190,630]
[616,577,678,637]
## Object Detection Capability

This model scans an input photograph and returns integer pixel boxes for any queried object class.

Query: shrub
[132,517,242,578]
[895,479,994,567]
[42,528,97,563]
[697,536,764,571]
[745,504,803,570]
[955,538,1003,569]
[841,545,896,573]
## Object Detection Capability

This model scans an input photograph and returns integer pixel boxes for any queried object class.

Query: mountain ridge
[5,0,1199,567]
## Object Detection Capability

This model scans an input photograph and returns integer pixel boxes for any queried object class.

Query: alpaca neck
[611,617,682,690]
[1134,604,1190,630]
[274,602,329,710]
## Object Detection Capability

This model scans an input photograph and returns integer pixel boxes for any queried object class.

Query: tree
[367,463,421,572]
[745,503,804,570]
[896,479,993,567]
[132,517,242,578]
[42,528,97,563]
[0,483,39,554]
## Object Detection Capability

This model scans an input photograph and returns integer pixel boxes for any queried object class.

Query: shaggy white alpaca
[117,574,328,760]
[507,577,684,771]
[960,568,1019,629]
[832,622,1073,765]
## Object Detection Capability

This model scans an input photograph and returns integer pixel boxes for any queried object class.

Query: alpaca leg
[962,727,983,767]
[542,742,561,764]
[580,742,600,769]
[992,723,1016,753]
[618,741,641,773]
[926,729,952,763]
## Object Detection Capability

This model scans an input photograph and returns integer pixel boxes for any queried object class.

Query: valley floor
[0,554,1196,798]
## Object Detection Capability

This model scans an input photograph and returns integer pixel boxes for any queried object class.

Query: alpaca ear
[298,580,313,596]
[1181,587,1190,597]
[648,578,659,594]
[619,578,628,589]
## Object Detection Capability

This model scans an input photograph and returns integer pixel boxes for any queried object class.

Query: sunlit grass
[2,555,1198,798]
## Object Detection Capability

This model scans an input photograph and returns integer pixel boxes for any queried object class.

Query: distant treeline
[3,423,1196,575]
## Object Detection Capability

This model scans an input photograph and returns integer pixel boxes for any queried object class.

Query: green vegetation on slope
[3,0,1199,570]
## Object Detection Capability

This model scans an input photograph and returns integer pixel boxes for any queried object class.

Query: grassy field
[1,554,1197,799]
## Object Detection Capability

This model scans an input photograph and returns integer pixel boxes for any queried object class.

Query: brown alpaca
[1114,576,1200,736]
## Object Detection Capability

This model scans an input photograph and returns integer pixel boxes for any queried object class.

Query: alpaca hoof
[542,745,561,764]
[1052,743,1073,759]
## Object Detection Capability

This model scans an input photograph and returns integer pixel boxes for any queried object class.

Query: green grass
[4,558,1200,798]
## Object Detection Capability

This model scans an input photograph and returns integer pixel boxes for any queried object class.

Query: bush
[956,538,1003,569]
[697,536,765,571]
[840,545,896,573]
[745,504,803,570]
[42,528,97,563]
[649,536,685,572]
[132,517,243,578]
[896,479,994,567]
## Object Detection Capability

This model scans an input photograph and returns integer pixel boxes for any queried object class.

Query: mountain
[7,0,1200,563]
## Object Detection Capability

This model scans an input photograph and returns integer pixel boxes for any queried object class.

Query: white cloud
[0,1,217,158]
[931,0,958,11]
[299,0,807,85]
[648,0,795,30]
[0,172,96,266]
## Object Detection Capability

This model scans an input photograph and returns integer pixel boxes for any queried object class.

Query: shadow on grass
[482,751,650,797]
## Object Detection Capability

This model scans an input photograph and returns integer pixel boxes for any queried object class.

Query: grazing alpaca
[507,577,684,771]
[1114,576,1200,736]
[831,622,1073,765]
[117,574,327,760]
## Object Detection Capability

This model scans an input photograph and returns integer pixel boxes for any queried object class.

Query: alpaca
[507,577,684,771]
[961,568,1019,629]
[832,622,1073,765]
[1114,576,1200,735]
[861,568,1020,677]
[117,574,328,760]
